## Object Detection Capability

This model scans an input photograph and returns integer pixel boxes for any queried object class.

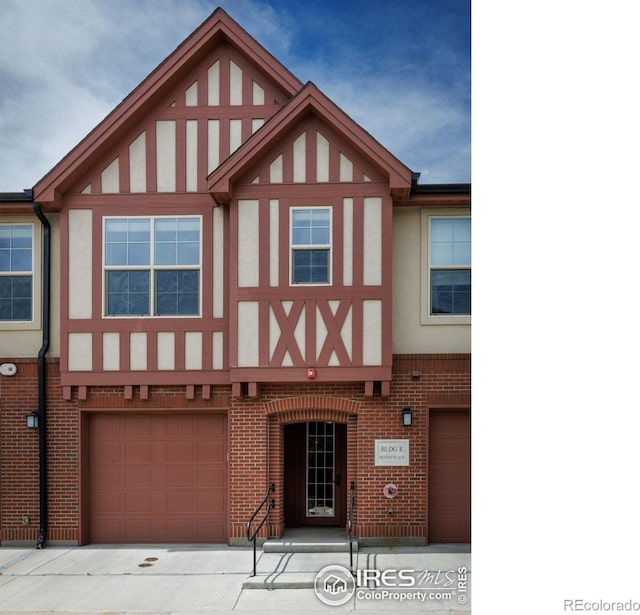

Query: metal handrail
[246,483,275,577]
[348,481,355,575]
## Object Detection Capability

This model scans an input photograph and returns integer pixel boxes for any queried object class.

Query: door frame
[283,422,347,527]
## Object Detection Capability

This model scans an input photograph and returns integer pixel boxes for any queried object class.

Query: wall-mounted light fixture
[402,407,412,427]
[26,412,39,430]
[0,363,18,376]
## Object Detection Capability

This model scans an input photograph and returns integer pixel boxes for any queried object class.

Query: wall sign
[374,439,410,466]
[383,483,398,498]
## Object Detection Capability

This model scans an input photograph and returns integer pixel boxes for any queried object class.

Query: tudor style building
[0,8,470,546]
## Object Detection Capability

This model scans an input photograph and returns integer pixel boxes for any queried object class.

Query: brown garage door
[428,409,471,543]
[88,413,227,543]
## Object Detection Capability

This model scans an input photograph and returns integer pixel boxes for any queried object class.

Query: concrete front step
[263,538,358,553]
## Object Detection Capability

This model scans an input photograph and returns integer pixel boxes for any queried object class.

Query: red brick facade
[0,354,469,545]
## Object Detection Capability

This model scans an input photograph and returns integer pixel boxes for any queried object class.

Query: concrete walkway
[0,544,471,614]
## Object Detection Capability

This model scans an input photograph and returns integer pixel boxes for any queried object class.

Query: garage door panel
[200,467,226,489]
[429,514,468,543]
[124,492,152,513]
[90,466,120,489]
[90,442,120,464]
[430,443,470,464]
[428,410,471,543]
[166,519,195,539]
[165,492,196,513]
[429,415,468,435]
[88,413,228,543]
[429,487,470,509]
[167,442,195,462]
[124,416,153,436]
[91,492,121,513]
[197,441,221,462]
[166,467,195,488]
[165,415,195,436]
[125,467,152,488]
[92,520,121,542]
[123,519,151,541]
[150,466,166,488]
[90,417,120,438]
[124,442,153,463]
[197,490,226,512]
[430,463,471,486]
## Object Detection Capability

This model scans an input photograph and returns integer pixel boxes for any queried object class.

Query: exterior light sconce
[402,407,412,427]
[26,412,39,430]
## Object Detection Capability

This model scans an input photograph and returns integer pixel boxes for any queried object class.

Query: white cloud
[0,0,469,190]
[296,67,470,183]
[0,0,209,190]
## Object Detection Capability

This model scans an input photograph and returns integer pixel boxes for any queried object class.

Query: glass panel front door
[306,422,335,518]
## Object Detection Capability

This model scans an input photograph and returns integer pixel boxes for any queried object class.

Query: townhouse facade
[0,8,470,546]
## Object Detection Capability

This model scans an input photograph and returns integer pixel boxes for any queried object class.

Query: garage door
[88,413,227,543]
[428,409,471,543]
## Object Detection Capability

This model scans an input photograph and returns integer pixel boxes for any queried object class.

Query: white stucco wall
[392,206,471,354]
[0,212,61,358]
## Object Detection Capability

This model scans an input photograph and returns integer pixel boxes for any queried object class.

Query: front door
[283,422,346,527]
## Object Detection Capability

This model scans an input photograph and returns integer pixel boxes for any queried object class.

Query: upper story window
[104,216,201,317]
[290,207,331,285]
[0,223,33,321]
[429,217,471,315]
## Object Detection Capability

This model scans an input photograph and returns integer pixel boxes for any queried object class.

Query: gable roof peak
[208,80,411,204]
[33,6,302,208]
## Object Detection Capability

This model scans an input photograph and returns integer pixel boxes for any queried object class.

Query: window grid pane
[291,208,331,285]
[0,276,32,320]
[307,422,335,517]
[154,218,200,266]
[429,217,471,316]
[0,224,33,273]
[105,219,150,266]
[1,225,33,321]
[155,270,199,315]
[292,209,330,247]
[430,218,471,266]
[104,216,200,316]
[106,270,150,316]
[292,249,329,284]
[431,269,471,315]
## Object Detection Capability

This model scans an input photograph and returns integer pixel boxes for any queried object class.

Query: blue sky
[0,0,470,191]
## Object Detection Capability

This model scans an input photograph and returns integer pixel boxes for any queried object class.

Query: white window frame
[102,215,203,318]
[420,211,471,325]
[0,221,39,327]
[289,206,332,286]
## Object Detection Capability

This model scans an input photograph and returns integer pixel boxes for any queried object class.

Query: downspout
[32,199,50,549]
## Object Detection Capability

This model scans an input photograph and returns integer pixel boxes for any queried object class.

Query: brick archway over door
[264,397,359,538]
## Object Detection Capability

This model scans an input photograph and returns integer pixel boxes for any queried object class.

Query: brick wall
[1,353,470,545]
[0,359,78,543]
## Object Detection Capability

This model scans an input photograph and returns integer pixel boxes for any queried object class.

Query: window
[0,224,33,321]
[104,216,201,316]
[291,207,331,284]
[429,217,471,315]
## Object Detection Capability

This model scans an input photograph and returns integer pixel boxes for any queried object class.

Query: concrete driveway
[0,544,471,614]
